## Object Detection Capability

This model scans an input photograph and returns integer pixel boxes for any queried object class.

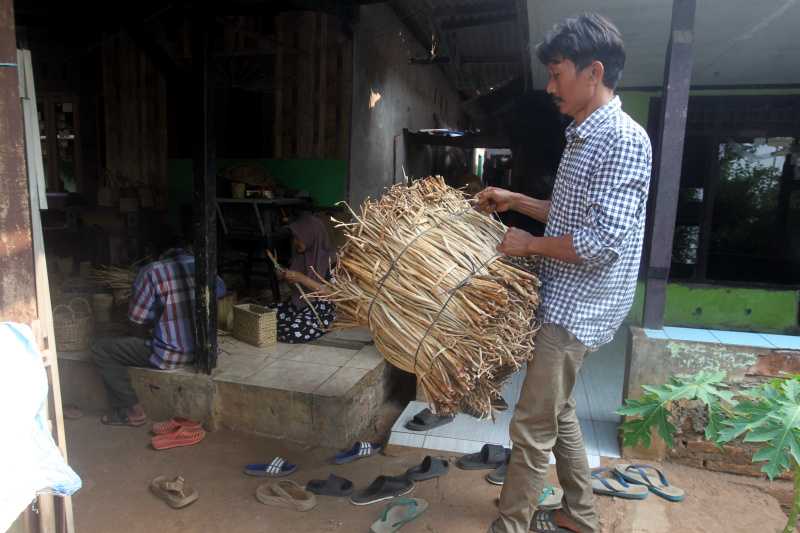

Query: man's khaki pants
[494,324,598,533]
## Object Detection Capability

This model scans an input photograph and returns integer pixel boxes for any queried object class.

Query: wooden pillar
[192,11,218,373]
[0,0,37,324]
[642,0,696,329]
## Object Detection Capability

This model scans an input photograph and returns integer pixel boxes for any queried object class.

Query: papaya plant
[619,373,800,533]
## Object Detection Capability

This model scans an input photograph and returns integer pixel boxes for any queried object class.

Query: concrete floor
[65,414,792,533]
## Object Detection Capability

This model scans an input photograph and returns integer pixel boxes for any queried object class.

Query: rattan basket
[233,304,277,347]
[53,297,93,351]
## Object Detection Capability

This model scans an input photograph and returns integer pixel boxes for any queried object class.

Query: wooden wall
[101,33,167,193]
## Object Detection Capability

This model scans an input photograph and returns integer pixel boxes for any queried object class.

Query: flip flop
[404,408,454,432]
[486,457,509,485]
[151,417,203,435]
[591,468,649,500]
[101,408,146,427]
[350,475,414,506]
[493,485,564,511]
[244,457,298,477]
[405,456,449,481]
[614,464,685,502]
[306,474,354,497]
[334,441,383,465]
[256,480,317,511]
[149,475,199,509]
[530,510,575,533]
[151,427,207,450]
[457,444,509,470]
[370,498,429,533]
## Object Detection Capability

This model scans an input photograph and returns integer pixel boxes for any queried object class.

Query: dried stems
[320,177,541,418]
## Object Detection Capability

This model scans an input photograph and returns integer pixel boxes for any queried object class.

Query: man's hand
[282,270,305,285]
[476,187,518,214]
[497,227,536,257]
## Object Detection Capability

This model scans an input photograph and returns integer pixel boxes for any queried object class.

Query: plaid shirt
[538,96,652,349]
[128,251,225,369]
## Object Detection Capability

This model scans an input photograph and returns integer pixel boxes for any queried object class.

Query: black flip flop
[350,475,414,506]
[306,474,354,497]
[456,444,509,470]
[530,510,574,532]
[405,456,449,481]
[404,408,454,432]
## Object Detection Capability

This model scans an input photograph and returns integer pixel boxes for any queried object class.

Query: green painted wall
[627,282,799,334]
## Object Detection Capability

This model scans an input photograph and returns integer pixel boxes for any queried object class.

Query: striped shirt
[128,251,225,369]
[538,96,652,349]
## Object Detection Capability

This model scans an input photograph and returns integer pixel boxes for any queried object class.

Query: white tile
[581,331,627,423]
[709,330,776,349]
[502,367,527,409]
[427,412,510,446]
[422,435,487,455]
[388,431,426,449]
[663,327,718,343]
[574,373,591,420]
[643,328,668,340]
[593,420,621,458]
[587,455,601,469]
[579,418,600,458]
[761,334,800,351]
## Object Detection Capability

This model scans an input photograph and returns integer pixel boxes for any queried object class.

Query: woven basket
[233,304,277,347]
[54,297,93,351]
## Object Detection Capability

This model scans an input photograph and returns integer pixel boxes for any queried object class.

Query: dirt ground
[65,414,794,533]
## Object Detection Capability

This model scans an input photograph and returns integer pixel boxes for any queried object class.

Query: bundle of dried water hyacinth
[320,176,541,418]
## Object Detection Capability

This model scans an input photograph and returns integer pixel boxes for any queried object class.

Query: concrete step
[58,336,389,448]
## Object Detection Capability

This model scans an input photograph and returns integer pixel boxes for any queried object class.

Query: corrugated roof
[389,0,525,96]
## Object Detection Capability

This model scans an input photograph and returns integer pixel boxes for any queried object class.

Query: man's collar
[565,96,620,142]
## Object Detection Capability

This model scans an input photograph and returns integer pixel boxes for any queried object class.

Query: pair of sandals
[592,464,685,502]
[350,456,450,506]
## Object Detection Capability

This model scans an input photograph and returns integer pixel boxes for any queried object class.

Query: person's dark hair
[536,13,625,90]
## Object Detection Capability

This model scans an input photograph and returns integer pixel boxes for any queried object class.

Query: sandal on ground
[244,457,298,477]
[101,408,146,427]
[405,456,449,481]
[151,417,203,435]
[370,498,428,533]
[591,468,649,500]
[457,444,509,470]
[493,485,564,511]
[530,510,577,532]
[151,427,206,450]
[149,475,199,509]
[256,480,317,511]
[306,474,354,497]
[614,463,685,502]
[350,475,414,506]
[404,408,454,432]
[334,441,382,465]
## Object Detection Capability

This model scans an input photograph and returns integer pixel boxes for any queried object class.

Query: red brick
[747,352,800,378]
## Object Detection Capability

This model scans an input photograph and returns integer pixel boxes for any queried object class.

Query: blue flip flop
[591,468,649,500]
[614,464,685,502]
[244,456,297,477]
[334,441,382,465]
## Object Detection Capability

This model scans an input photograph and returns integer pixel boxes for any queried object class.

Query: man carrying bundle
[479,13,652,533]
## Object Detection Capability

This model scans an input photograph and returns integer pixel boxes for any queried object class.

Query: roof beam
[440,12,516,31]
[432,0,514,17]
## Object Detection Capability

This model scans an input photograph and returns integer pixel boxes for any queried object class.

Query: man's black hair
[536,13,626,90]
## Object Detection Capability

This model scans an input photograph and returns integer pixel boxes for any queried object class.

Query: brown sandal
[149,475,199,509]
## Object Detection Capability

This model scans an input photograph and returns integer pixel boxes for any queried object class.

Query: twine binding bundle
[321,176,541,418]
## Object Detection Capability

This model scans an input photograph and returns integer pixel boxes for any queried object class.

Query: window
[38,95,80,192]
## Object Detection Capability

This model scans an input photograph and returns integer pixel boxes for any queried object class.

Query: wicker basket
[53,297,93,351]
[233,304,277,347]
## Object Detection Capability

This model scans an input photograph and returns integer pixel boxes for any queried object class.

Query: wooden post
[192,11,218,373]
[642,0,696,329]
